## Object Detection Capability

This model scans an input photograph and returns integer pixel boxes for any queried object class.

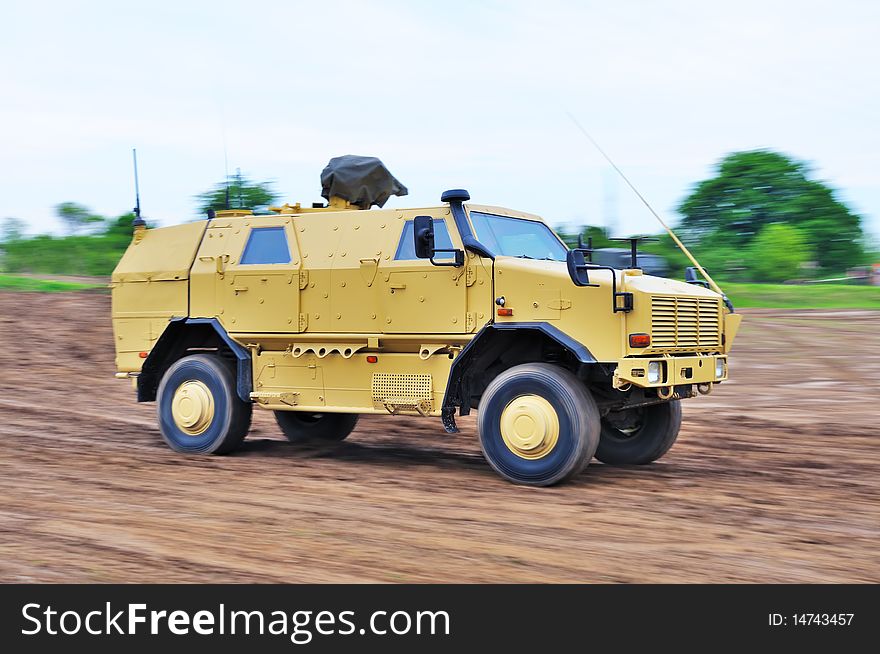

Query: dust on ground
[0,293,876,582]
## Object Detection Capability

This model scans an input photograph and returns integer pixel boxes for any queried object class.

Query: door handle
[389,282,407,290]
[234,286,249,294]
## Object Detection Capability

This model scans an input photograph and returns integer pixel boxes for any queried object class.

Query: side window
[240,227,291,265]
[394,219,454,260]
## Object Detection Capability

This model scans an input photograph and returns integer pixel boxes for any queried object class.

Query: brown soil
[0,293,877,583]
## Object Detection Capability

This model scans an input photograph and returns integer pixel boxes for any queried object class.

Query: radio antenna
[132,148,145,228]
[565,112,723,296]
[223,134,230,210]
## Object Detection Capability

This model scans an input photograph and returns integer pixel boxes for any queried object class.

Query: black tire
[156,354,252,454]
[477,363,600,486]
[274,411,359,443]
[595,400,682,465]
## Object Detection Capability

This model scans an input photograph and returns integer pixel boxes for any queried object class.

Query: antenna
[565,112,724,296]
[224,138,230,210]
[236,167,243,209]
[132,148,145,228]
[602,167,617,238]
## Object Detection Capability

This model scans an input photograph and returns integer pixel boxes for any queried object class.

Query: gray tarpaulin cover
[320,155,408,208]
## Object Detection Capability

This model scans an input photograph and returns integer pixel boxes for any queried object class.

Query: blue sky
[1,0,878,240]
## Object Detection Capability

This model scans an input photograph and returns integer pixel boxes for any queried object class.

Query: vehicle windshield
[469,212,568,261]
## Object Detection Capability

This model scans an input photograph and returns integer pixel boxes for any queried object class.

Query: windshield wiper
[514,255,560,261]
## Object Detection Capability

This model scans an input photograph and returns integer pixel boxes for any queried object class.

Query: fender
[441,322,596,432]
[138,317,252,403]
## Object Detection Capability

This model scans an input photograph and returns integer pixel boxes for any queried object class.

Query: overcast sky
[2,0,878,239]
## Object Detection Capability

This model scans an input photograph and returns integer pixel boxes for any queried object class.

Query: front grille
[650,296,721,350]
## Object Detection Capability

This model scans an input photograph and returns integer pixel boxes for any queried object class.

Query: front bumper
[613,354,727,389]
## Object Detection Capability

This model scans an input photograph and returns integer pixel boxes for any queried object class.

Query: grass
[721,282,880,309]
[0,274,105,293]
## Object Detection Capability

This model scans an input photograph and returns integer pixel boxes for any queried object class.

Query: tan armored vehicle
[112,156,741,486]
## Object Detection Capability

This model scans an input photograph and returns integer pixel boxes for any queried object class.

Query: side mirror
[684,266,711,289]
[567,249,592,286]
[413,215,435,259]
[413,215,465,267]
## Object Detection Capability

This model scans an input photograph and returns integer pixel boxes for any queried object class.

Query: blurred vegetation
[677,149,867,279]
[55,202,104,234]
[723,282,880,309]
[0,274,104,292]
[0,212,138,276]
[561,149,873,283]
[196,173,278,214]
[0,151,875,289]
[557,225,615,250]
[0,172,278,277]
[747,223,811,283]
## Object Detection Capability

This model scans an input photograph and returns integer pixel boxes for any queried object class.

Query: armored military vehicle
[112,156,741,486]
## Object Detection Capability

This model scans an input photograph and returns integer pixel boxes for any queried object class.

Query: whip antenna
[223,135,230,210]
[132,148,145,228]
[565,113,723,296]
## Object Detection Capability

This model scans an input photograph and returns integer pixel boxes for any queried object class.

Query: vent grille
[650,296,721,350]
[371,373,433,414]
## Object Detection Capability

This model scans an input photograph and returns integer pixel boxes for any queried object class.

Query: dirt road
[0,292,877,582]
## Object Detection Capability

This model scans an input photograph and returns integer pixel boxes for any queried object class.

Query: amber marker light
[629,333,651,348]
[497,308,513,316]
[139,351,149,358]
[366,355,378,363]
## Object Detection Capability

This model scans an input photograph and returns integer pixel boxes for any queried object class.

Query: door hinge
[465,265,477,287]
[298,313,308,331]
[299,270,309,290]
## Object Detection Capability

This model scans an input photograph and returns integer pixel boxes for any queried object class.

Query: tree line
[562,149,872,282]
[1,152,875,281]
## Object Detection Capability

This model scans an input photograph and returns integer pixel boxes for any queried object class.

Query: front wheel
[595,400,682,465]
[477,363,600,486]
[274,411,359,443]
[157,354,252,454]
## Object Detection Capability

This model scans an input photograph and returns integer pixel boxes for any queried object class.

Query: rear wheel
[477,363,600,486]
[157,354,252,454]
[595,400,681,464]
[274,411,359,443]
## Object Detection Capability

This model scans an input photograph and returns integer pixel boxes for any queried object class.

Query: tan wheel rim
[171,380,215,436]
[499,394,560,460]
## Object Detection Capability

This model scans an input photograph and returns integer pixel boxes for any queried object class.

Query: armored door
[379,216,467,334]
[215,218,301,333]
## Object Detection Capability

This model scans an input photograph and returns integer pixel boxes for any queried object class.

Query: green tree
[1,217,25,243]
[747,223,810,282]
[103,212,139,238]
[677,150,864,274]
[196,173,278,214]
[55,202,104,234]
[0,210,139,276]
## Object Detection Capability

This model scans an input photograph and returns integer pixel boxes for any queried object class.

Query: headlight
[715,359,725,379]
[647,361,662,384]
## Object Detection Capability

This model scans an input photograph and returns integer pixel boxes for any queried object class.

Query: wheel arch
[138,317,252,403]
[442,322,597,428]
